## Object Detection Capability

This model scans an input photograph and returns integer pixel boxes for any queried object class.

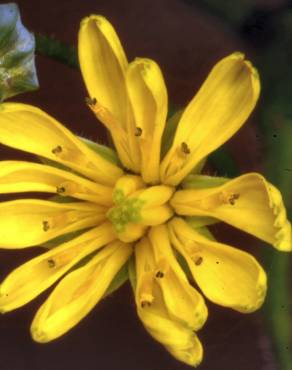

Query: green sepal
[80,137,120,166]
[0,3,39,101]
[185,216,219,228]
[182,174,229,189]
[35,33,78,69]
[104,263,129,297]
[36,155,71,172]
[36,137,120,171]
[175,250,193,281]
[208,146,240,177]
[41,229,89,249]
[49,194,80,203]
[161,109,183,158]
[128,255,136,292]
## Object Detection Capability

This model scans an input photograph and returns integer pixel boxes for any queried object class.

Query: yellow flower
[0,14,291,367]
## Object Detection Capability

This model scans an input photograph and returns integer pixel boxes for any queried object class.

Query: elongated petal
[135,237,203,367]
[148,226,208,330]
[0,103,123,185]
[79,15,128,129]
[0,223,115,312]
[160,53,260,185]
[0,161,113,206]
[137,305,203,367]
[79,15,140,171]
[31,241,132,342]
[171,173,291,251]
[126,58,167,184]
[169,218,267,313]
[0,199,106,248]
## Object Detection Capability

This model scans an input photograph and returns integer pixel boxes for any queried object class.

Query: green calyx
[107,190,144,233]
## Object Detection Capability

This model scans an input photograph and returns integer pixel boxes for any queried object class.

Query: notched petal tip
[264,179,292,251]
[220,51,260,102]
[167,333,203,367]
[236,264,267,314]
[80,14,106,28]
[31,325,49,343]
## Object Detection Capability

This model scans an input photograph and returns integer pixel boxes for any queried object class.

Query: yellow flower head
[0,14,291,367]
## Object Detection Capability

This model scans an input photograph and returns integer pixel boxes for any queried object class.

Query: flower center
[106,175,174,242]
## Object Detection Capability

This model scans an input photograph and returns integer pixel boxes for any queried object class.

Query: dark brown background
[0,1,288,369]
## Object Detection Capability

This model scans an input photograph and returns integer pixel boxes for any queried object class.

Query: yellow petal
[126,58,167,184]
[140,205,173,226]
[0,161,113,206]
[171,173,291,251]
[0,223,115,312]
[148,226,207,330]
[137,305,203,367]
[0,199,107,248]
[79,15,128,127]
[116,223,147,243]
[160,53,260,185]
[133,185,174,208]
[169,218,267,313]
[79,15,140,171]
[135,237,203,367]
[31,241,132,342]
[112,174,145,204]
[0,103,123,186]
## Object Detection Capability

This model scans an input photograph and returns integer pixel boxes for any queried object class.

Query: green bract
[0,3,38,101]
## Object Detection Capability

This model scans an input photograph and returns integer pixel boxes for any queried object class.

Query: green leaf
[104,263,129,297]
[0,3,39,101]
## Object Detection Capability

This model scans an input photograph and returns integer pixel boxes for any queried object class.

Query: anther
[56,186,66,194]
[51,145,62,155]
[229,193,240,205]
[85,96,97,106]
[141,301,152,308]
[194,256,203,266]
[181,142,190,154]
[42,221,50,232]
[135,127,143,137]
[155,271,164,279]
[47,259,56,268]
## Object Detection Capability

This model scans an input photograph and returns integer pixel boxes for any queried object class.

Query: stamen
[85,97,97,106]
[51,145,63,155]
[135,127,143,137]
[42,221,50,232]
[155,270,164,278]
[181,142,190,154]
[47,259,56,268]
[141,300,152,308]
[56,186,66,194]
[194,256,203,266]
[229,193,240,205]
